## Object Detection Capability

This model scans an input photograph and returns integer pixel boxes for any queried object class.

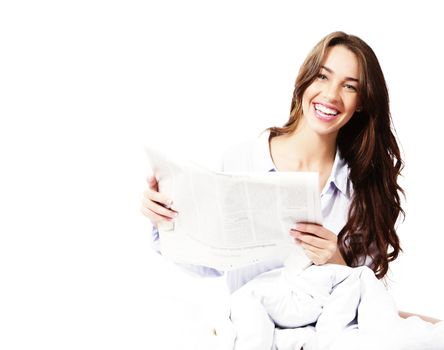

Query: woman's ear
[356,106,362,112]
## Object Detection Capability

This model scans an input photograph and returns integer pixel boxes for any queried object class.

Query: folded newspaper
[146,147,323,272]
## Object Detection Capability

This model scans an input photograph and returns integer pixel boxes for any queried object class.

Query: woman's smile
[313,102,341,122]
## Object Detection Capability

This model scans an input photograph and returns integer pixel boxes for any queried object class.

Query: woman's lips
[313,103,340,122]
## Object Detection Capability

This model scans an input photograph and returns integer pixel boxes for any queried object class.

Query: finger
[143,198,177,219]
[297,241,329,265]
[293,223,334,240]
[296,237,337,265]
[292,238,318,262]
[291,231,326,249]
[298,240,324,254]
[146,175,159,191]
[293,223,323,236]
[143,188,173,208]
[140,206,174,223]
[300,248,321,265]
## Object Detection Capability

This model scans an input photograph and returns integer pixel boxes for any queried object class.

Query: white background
[1,0,443,349]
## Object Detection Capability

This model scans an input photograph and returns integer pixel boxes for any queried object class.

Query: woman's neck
[270,124,337,173]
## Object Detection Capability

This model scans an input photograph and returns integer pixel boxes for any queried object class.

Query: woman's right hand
[140,176,178,227]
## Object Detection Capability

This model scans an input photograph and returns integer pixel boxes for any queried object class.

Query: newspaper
[146,147,323,272]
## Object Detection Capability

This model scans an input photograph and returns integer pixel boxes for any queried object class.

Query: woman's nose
[322,82,340,102]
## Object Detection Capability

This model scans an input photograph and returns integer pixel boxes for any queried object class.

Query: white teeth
[315,103,338,115]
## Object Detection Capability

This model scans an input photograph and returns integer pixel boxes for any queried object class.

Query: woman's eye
[344,84,357,92]
[317,74,327,80]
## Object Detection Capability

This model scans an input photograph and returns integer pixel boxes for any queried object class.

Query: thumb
[146,175,158,190]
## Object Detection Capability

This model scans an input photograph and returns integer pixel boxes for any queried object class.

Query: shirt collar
[254,130,351,198]
[324,149,351,198]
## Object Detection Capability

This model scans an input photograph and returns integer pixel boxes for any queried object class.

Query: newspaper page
[146,147,323,272]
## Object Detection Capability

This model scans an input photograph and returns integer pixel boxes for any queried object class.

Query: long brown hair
[269,31,404,278]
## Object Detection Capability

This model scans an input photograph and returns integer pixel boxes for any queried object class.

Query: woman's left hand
[290,223,346,266]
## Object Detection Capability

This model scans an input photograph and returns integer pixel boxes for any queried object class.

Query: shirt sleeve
[150,226,224,278]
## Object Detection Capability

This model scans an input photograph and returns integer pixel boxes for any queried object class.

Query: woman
[141,31,440,324]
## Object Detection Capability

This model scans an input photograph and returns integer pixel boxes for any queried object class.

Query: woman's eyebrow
[321,65,359,82]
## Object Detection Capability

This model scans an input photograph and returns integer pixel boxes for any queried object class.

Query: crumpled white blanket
[224,264,444,350]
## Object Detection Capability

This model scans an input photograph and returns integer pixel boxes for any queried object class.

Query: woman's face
[301,45,360,138]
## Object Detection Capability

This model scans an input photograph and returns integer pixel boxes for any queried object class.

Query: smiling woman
[141,31,443,348]
[2,0,444,348]
[268,32,404,280]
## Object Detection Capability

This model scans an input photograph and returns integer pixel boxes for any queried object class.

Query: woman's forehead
[321,45,360,80]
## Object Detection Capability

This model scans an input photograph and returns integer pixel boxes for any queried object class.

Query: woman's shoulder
[222,130,273,172]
